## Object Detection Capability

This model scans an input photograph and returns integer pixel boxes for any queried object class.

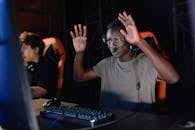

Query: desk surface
[33,99,192,130]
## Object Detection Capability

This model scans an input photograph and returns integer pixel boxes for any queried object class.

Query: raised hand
[118,11,141,46]
[70,24,87,53]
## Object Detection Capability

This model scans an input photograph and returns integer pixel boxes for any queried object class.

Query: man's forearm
[137,39,180,84]
[73,52,85,81]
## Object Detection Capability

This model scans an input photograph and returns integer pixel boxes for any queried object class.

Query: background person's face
[21,44,37,63]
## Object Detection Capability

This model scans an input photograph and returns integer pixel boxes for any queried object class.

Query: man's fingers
[120,29,127,38]
[74,25,79,36]
[83,25,87,37]
[70,31,75,39]
[118,11,128,21]
[70,24,87,49]
[78,24,82,36]
[118,11,135,27]
[118,13,125,22]
[118,12,130,26]
[122,11,128,18]
[72,24,87,37]
[128,15,135,25]
[118,16,125,25]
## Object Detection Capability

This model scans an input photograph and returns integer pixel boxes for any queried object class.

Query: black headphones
[26,62,38,72]
[129,43,140,52]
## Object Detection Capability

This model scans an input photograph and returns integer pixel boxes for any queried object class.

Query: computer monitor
[0,0,39,129]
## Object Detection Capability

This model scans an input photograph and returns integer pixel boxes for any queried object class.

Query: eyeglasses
[105,37,125,47]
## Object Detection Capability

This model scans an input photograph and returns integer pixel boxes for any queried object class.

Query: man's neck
[118,52,138,62]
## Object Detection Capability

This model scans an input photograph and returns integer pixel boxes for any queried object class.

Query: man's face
[106,28,129,58]
[21,44,37,63]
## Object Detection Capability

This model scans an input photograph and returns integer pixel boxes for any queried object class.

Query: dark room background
[15,0,195,118]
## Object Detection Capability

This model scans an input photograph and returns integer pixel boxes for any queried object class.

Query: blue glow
[0,45,12,101]
[0,0,11,41]
[0,0,39,129]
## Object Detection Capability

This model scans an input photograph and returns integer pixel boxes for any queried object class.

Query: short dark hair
[107,18,125,32]
[102,19,127,45]
[19,31,45,57]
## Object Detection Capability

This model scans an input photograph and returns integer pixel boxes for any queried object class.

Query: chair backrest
[140,31,161,49]
[139,31,169,60]
[139,31,167,103]
[42,37,66,97]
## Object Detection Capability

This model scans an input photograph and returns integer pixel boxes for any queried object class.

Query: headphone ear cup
[26,62,37,72]
[130,45,140,52]
[102,34,106,44]
[127,40,140,52]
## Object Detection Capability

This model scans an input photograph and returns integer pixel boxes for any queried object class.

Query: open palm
[118,11,141,46]
[72,36,87,52]
[70,24,87,53]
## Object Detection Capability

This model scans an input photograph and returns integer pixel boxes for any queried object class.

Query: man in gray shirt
[70,11,180,112]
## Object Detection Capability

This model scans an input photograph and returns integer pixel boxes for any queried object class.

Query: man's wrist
[76,52,85,56]
[135,38,145,47]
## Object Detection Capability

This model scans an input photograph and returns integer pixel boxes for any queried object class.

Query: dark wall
[16,0,62,37]
[134,1,174,55]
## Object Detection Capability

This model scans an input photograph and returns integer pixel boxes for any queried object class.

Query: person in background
[19,31,58,99]
[70,11,180,112]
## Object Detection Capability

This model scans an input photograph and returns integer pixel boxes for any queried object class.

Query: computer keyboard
[40,105,114,127]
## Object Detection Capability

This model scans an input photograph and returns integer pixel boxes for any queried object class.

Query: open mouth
[111,48,118,53]
[110,47,120,56]
[111,49,120,57]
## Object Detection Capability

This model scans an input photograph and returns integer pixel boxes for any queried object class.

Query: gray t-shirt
[93,53,158,110]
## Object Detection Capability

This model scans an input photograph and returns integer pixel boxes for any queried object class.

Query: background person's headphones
[26,62,38,72]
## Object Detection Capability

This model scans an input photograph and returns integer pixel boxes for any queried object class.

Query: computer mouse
[169,120,195,130]
[43,98,61,107]
[179,120,195,128]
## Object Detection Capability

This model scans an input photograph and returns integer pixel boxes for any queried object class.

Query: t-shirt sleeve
[93,58,107,77]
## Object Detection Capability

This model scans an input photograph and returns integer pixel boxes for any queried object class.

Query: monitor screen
[0,0,38,129]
